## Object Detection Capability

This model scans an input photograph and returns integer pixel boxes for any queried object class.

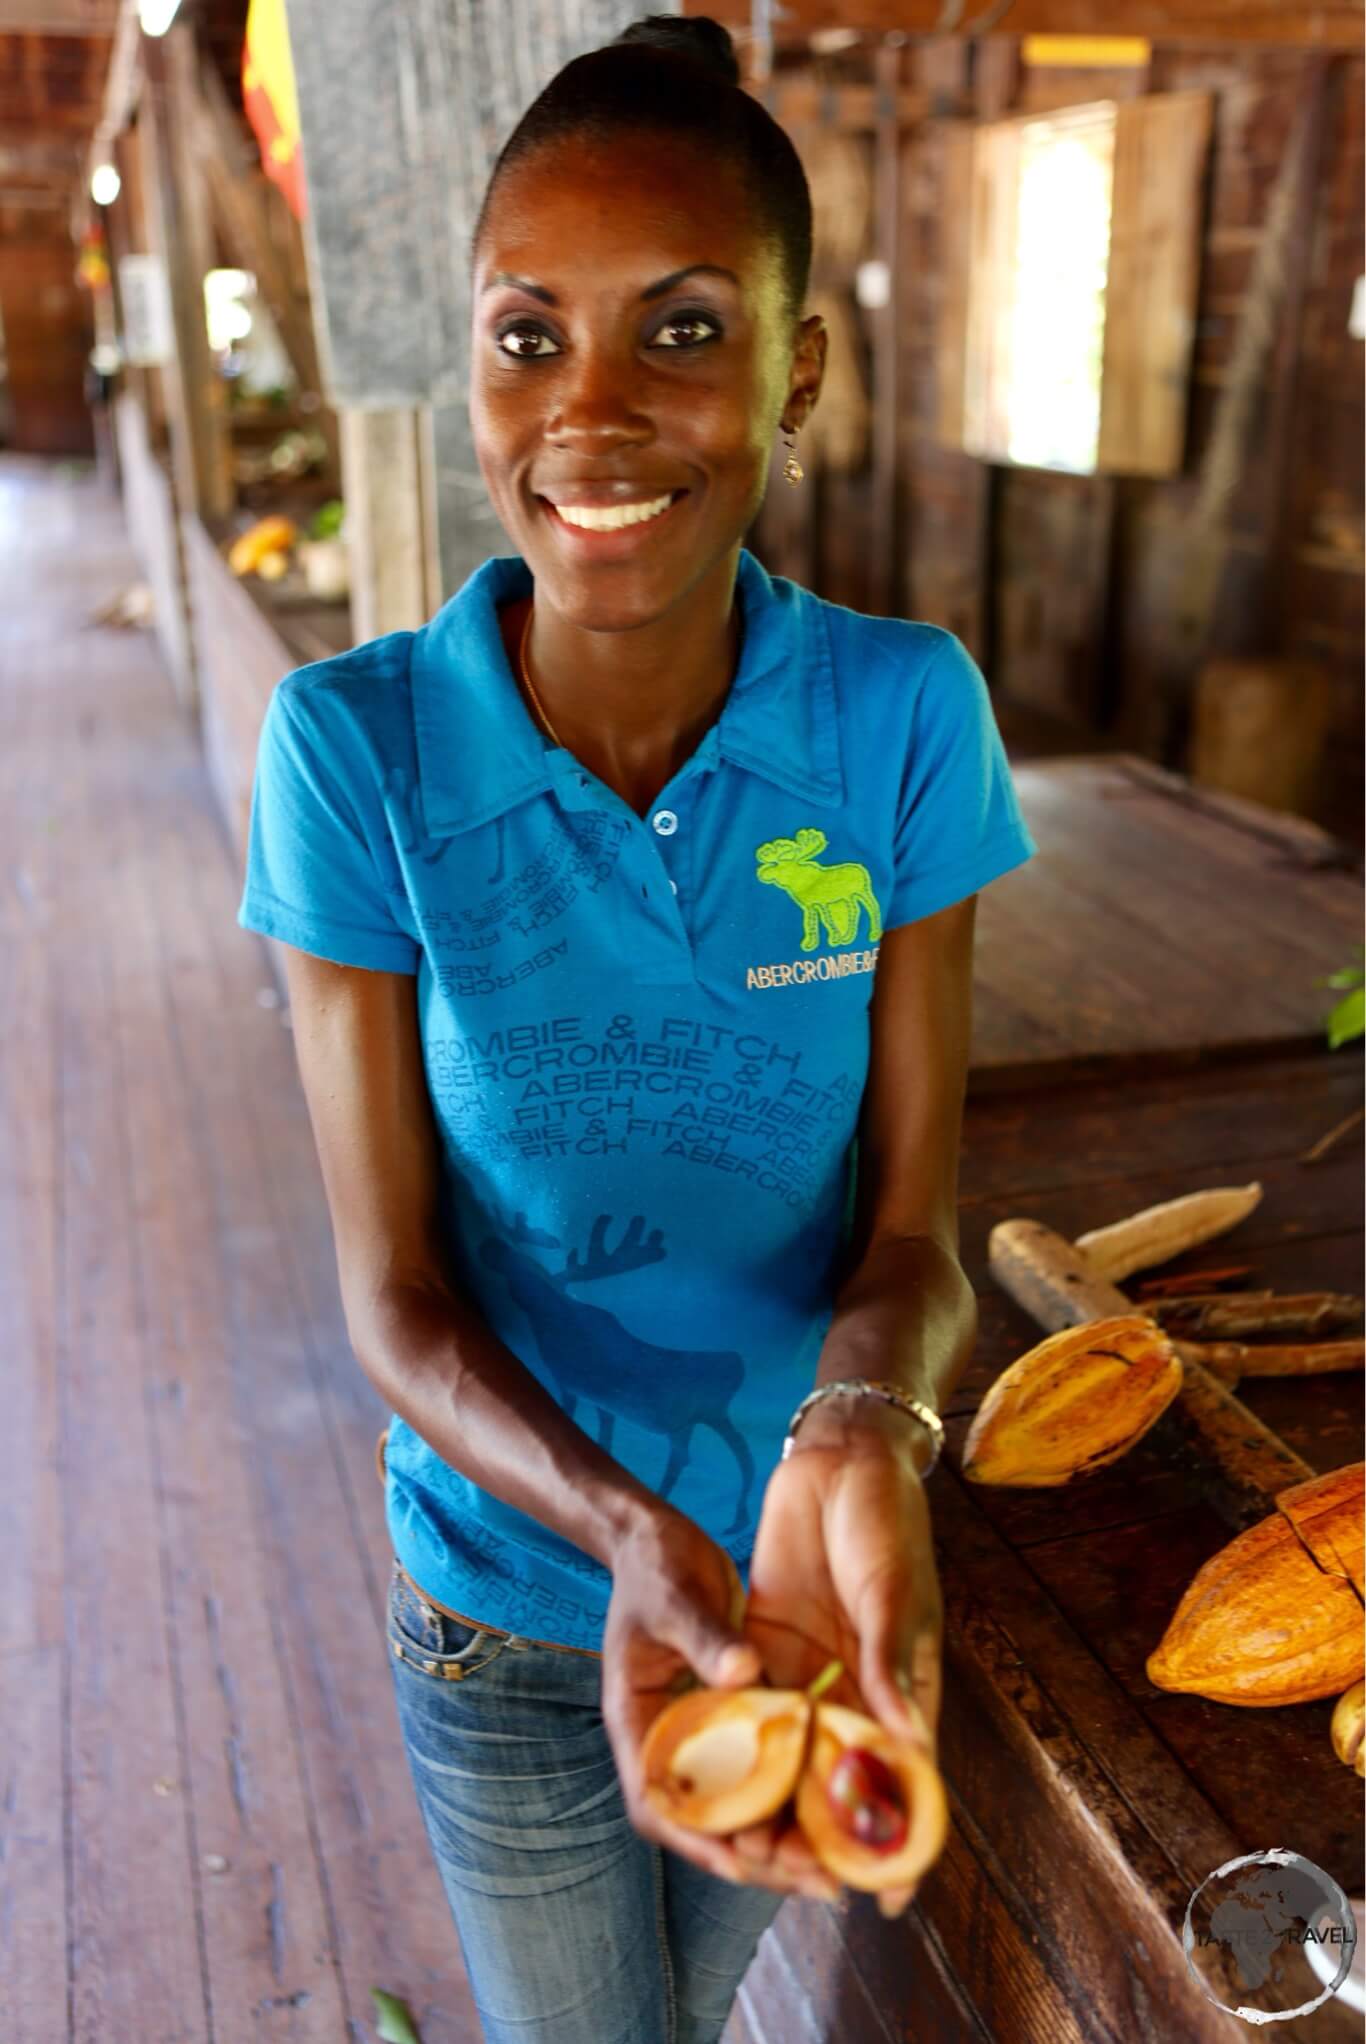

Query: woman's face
[470,129,822,633]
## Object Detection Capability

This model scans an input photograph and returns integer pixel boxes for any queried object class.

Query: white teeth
[553,493,674,531]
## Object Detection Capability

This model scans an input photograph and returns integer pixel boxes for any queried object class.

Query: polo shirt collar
[411,547,844,837]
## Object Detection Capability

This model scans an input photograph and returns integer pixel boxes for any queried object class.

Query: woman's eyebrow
[481,263,739,307]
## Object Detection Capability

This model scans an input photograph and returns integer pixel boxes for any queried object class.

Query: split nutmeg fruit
[640,1661,948,1893]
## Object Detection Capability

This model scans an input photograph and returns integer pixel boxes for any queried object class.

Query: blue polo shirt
[238,548,1037,1650]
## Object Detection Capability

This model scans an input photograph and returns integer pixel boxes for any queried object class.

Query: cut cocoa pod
[1146,1506,1366,1707]
[796,1702,948,1893]
[641,1682,948,1892]
[962,1313,1183,1488]
[1330,1680,1365,1776]
[1275,1462,1365,1595]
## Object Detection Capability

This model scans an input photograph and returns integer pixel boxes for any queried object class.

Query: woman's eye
[651,314,722,349]
[495,324,561,359]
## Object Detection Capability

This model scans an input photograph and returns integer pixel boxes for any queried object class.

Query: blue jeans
[386,1561,786,2044]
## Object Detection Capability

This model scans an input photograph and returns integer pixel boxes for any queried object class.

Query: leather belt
[378,1428,604,1661]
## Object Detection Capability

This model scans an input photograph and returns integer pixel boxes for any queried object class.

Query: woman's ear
[782,311,829,434]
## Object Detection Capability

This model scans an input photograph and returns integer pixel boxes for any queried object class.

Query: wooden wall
[0,236,93,457]
[751,41,1364,843]
[112,389,194,703]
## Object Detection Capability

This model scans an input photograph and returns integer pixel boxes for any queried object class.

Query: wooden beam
[86,0,142,188]
[341,409,441,641]
[0,2,118,26]
[0,136,82,176]
[134,55,202,710]
[869,38,902,615]
[1263,57,1339,644]
[190,54,340,475]
[760,77,930,129]
[691,0,1363,51]
[1171,60,1338,667]
[139,26,233,568]
[0,102,97,133]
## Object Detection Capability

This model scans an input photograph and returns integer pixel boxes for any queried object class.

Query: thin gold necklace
[517,603,565,749]
[519,600,744,759]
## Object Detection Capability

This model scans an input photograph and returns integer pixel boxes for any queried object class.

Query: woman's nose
[546,345,653,451]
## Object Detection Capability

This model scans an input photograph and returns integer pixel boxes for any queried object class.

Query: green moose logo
[755,828,883,952]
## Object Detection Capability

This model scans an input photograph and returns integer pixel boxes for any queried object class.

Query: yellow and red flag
[242,0,306,220]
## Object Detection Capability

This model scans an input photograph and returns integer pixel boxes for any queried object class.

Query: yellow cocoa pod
[962,1314,1182,1488]
[1146,1507,1365,1707]
[1276,1462,1364,1595]
[228,515,297,577]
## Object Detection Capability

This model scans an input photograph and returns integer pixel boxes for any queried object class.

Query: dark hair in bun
[473,15,811,319]
[615,14,741,84]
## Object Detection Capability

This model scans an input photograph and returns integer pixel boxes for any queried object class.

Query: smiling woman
[466,24,824,808]
[236,14,1037,2044]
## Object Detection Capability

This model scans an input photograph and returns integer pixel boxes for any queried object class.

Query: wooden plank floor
[0,460,482,2041]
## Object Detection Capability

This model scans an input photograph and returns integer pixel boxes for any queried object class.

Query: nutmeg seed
[1330,1679,1365,1775]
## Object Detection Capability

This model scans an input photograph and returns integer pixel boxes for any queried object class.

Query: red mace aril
[826,1746,909,1853]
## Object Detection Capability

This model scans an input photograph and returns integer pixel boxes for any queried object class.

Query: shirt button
[652,809,678,837]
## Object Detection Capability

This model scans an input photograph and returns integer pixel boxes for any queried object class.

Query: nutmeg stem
[807,1659,844,1701]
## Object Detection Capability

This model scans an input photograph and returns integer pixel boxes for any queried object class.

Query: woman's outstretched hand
[733,1405,944,1918]
[601,1506,842,1901]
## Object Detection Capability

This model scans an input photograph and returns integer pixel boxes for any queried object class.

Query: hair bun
[614,15,741,87]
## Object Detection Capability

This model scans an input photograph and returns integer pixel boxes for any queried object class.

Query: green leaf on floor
[371,1987,422,2042]
[1326,985,1365,1051]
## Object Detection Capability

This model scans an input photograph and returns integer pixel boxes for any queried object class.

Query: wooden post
[870,36,903,616]
[141,28,233,529]
[1262,56,1339,645]
[190,55,340,478]
[133,52,205,712]
[340,409,441,641]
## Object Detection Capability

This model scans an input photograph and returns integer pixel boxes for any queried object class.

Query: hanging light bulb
[138,0,184,34]
[90,162,121,206]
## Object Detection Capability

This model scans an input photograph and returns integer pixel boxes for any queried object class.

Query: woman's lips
[538,488,688,551]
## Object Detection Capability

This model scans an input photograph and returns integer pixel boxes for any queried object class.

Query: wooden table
[727,766,1364,2044]
[969,753,1361,1087]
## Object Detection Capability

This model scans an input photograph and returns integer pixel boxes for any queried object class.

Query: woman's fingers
[732,1819,819,1880]
[855,1572,942,1758]
[635,1804,837,1899]
[731,1818,779,1864]
[732,1817,841,1901]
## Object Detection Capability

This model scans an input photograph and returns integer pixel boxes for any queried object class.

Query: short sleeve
[236,679,420,974]
[885,634,1038,929]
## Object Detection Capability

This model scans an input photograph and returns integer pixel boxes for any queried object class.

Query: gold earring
[781,428,804,485]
